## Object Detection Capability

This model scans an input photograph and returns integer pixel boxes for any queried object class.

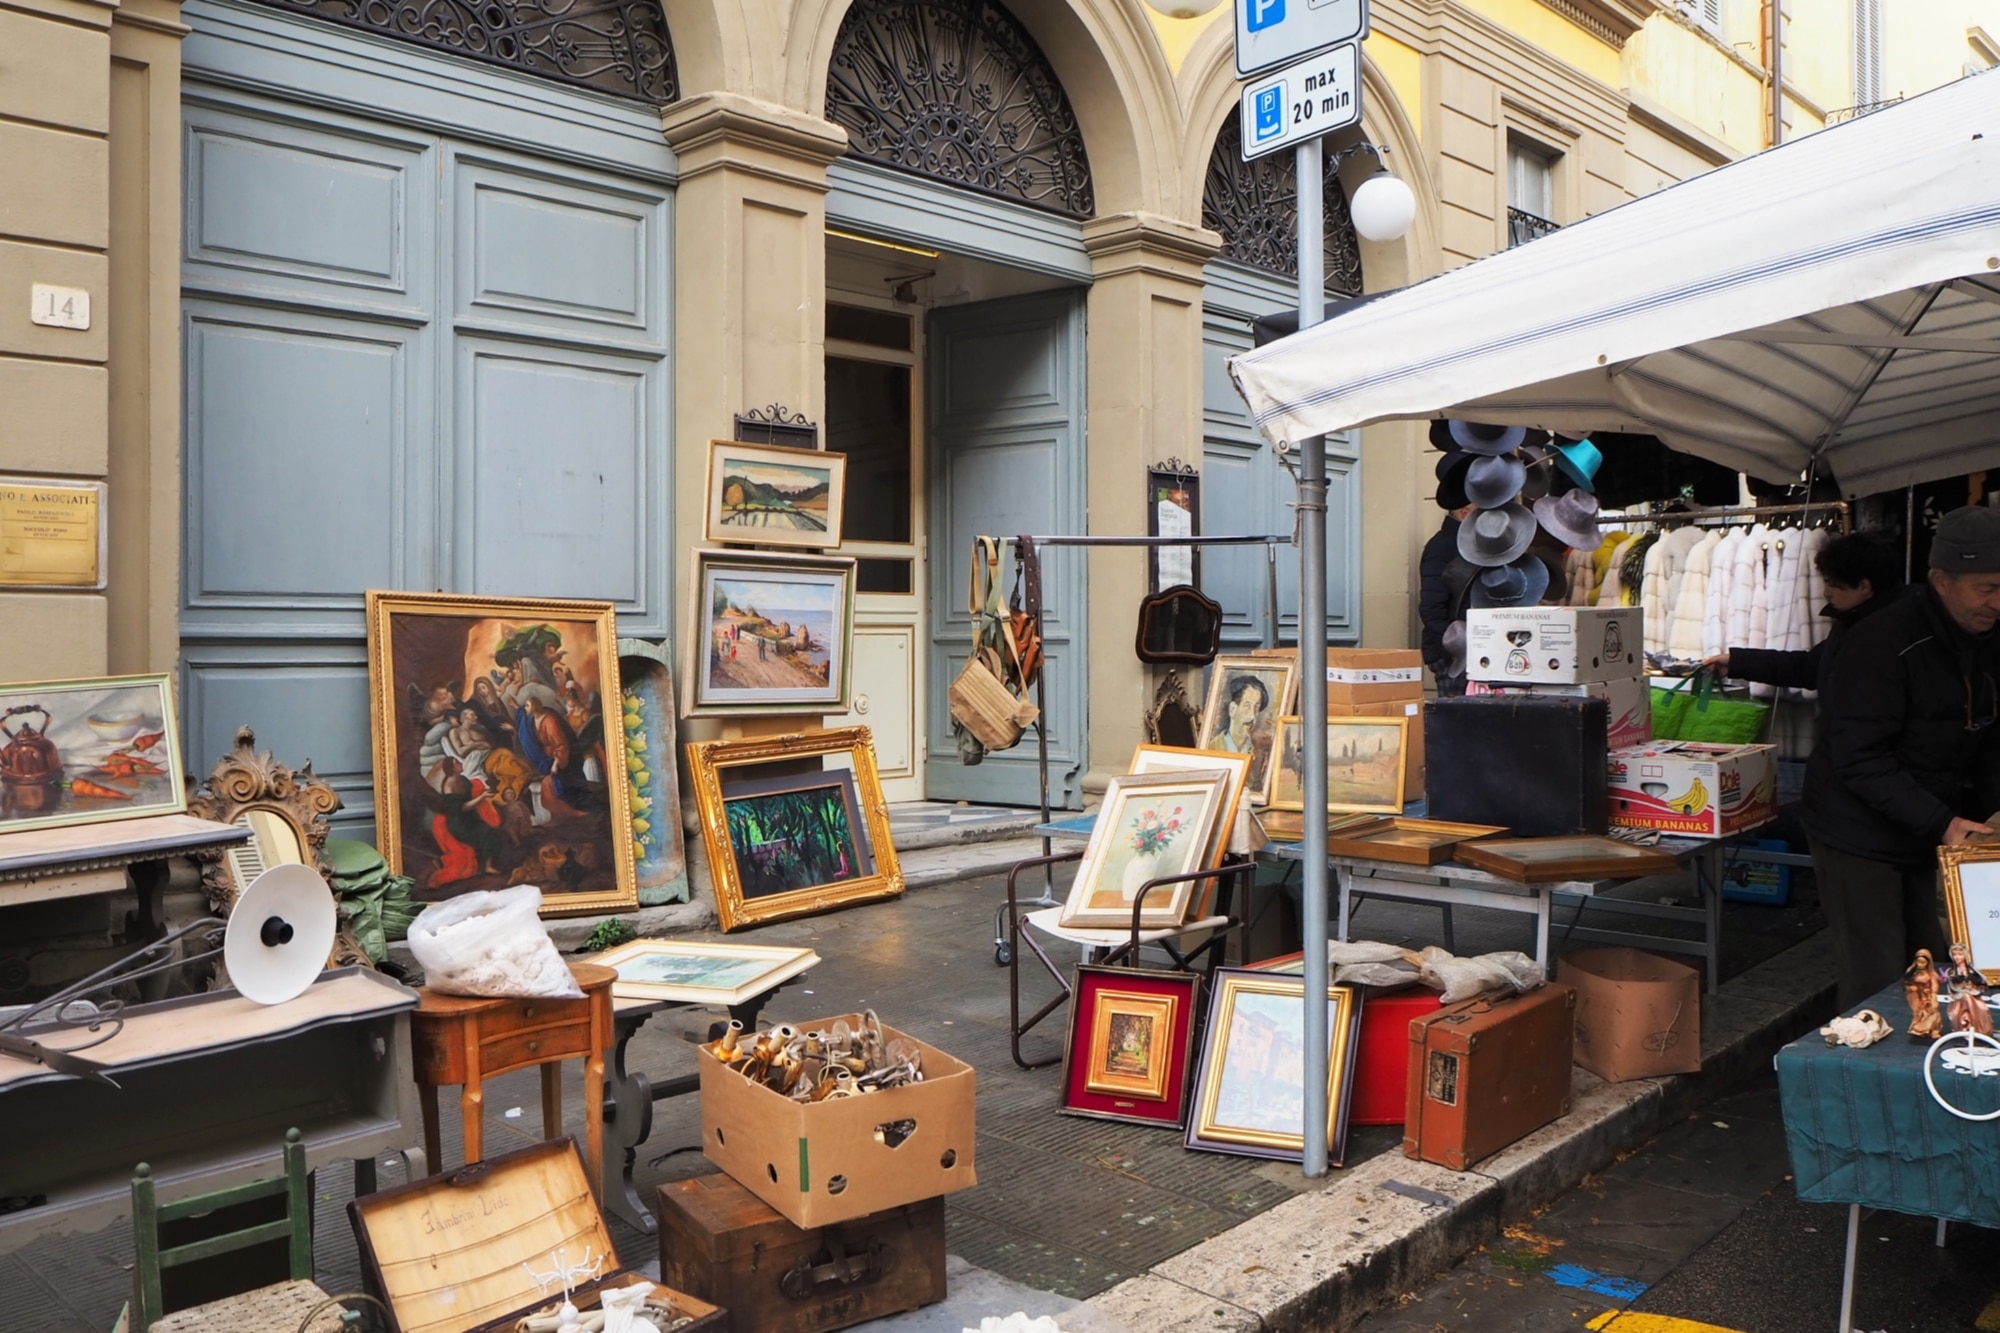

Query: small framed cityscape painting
[1185,968,1363,1164]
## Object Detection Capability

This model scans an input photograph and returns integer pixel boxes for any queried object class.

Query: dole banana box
[1465,607,1642,685]
[1607,741,1778,839]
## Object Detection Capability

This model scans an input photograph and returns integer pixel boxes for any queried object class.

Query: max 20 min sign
[1239,42,1361,162]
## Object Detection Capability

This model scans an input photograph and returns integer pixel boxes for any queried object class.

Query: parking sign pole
[1295,132,1331,1180]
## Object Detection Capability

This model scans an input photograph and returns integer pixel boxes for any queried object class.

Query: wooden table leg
[583,1047,605,1201]
[419,1083,442,1174]
[541,1062,563,1141]
[461,1078,484,1165]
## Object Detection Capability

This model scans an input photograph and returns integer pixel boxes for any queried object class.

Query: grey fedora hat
[1456,501,1537,567]
[1533,488,1605,552]
[1441,619,1466,677]
[1448,420,1528,456]
[1518,444,1556,503]
[1463,453,1527,509]
[1469,555,1552,609]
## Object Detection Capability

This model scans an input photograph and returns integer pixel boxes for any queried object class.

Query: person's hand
[1702,652,1732,676]
[1945,817,1995,846]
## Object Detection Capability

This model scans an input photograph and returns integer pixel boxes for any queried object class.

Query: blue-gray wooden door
[925,290,1088,808]
[1201,263,1360,650]
[179,1,675,835]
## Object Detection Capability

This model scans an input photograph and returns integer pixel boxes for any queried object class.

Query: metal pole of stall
[1296,134,1332,1179]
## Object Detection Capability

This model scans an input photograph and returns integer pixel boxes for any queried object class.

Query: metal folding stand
[1003,850,1255,1070]
[984,531,1290,965]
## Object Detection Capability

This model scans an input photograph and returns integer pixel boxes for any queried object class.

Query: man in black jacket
[1810,507,2000,1005]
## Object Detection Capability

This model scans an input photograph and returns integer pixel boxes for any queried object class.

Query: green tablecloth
[1778,982,2000,1227]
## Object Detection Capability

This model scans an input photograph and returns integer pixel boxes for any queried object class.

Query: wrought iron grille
[1507,207,1560,247]
[825,0,1094,218]
[249,0,678,104]
[1826,94,1905,124]
[1201,117,1363,293]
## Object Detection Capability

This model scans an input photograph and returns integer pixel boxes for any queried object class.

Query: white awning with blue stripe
[1227,72,2000,498]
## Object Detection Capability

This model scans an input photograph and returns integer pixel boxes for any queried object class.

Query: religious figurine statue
[1942,941,1993,1037]
[1906,948,1944,1040]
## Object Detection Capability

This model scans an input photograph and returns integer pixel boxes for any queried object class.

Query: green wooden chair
[129,1127,350,1333]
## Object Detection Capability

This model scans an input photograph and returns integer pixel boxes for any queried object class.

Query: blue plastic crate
[1722,837,1793,906]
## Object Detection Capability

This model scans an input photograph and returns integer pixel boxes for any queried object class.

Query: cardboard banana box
[1607,740,1777,839]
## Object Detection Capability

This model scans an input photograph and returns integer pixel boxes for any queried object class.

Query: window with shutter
[1853,0,1883,106]
[1673,0,1722,36]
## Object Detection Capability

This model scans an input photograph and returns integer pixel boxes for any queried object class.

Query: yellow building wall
[1622,13,1768,156]
[1885,0,2000,99]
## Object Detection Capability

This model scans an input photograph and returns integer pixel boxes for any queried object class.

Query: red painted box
[1353,986,1444,1125]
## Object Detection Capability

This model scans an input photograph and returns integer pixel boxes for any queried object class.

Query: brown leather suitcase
[1402,983,1576,1170]
[658,1172,945,1333]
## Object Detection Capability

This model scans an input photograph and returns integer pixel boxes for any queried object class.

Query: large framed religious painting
[365,591,637,917]
[683,550,855,717]
[0,674,184,835]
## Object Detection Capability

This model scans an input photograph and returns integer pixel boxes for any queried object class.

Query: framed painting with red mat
[1059,966,1202,1128]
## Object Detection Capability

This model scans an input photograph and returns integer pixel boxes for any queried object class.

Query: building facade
[2,0,1994,833]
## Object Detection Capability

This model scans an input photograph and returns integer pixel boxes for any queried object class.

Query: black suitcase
[1424,694,1608,835]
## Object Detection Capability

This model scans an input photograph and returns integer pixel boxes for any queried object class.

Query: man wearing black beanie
[1811,506,2000,1005]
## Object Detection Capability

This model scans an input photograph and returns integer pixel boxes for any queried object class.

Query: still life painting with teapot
[0,674,184,835]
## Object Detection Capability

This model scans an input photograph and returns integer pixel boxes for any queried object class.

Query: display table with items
[1778,981,2000,1333]
[0,812,247,913]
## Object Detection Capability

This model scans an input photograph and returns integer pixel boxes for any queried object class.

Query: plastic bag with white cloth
[406,886,583,999]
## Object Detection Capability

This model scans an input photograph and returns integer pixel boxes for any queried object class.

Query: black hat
[1434,451,1473,510]
[1429,419,1457,451]
[1931,506,2000,573]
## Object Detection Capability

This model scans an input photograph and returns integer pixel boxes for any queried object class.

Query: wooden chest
[348,1139,726,1333]
[657,1172,946,1333]
[1403,983,1575,1171]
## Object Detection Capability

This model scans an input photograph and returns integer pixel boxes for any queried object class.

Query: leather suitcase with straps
[1402,982,1577,1171]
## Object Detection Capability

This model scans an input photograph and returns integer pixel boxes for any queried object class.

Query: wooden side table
[409,961,614,1197]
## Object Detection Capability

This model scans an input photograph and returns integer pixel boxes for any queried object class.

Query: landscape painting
[0,674,184,835]
[589,937,821,1005]
[365,591,636,917]
[704,440,845,549]
[687,550,854,714]
[721,770,873,900]
[1086,987,1177,1101]
[1270,716,1408,815]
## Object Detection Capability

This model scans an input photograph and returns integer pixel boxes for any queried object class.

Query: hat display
[1456,502,1537,568]
[1429,419,1459,451]
[1434,450,1473,509]
[1930,505,2000,572]
[1549,436,1603,490]
[1441,620,1466,678]
[1435,448,1471,480]
[1470,555,1552,609]
[1448,421,1528,456]
[1518,445,1556,503]
[1533,488,1605,552]
[1463,453,1527,509]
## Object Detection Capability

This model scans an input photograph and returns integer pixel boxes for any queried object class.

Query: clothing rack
[1596,500,1853,533]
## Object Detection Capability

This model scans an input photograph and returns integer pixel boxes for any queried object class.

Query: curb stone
[1077,931,1838,1332]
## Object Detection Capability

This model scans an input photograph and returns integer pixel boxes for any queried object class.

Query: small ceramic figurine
[1906,948,1943,1040]
[1942,941,1993,1036]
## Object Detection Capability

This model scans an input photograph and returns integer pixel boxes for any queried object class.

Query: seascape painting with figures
[367,593,635,915]
[0,675,183,834]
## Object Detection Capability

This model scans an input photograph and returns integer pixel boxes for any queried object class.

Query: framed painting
[1196,655,1298,806]
[364,591,637,918]
[1128,744,1252,871]
[1058,769,1232,930]
[588,937,821,1005]
[1185,968,1363,1164]
[1060,966,1202,1128]
[684,549,855,716]
[1455,836,1682,884]
[1322,816,1509,866]
[1269,716,1409,816]
[703,439,846,549]
[617,640,688,904]
[1940,844,2000,984]
[686,726,902,931]
[0,674,184,836]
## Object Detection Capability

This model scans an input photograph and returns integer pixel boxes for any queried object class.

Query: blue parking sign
[1245,0,1283,31]
[1253,86,1283,141]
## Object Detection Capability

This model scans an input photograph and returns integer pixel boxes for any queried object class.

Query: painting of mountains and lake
[704,440,846,549]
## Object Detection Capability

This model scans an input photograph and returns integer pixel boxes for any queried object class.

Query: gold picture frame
[1196,655,1298,806]
[1268,715,1409,816]
[702,439,846,550]
[364,591,638,918]
[1084,985,1181,1100]
[1128,743,1252,871]
[1939,843,2000,984]
[1185,968,1362,1163]
[0,673,185,837]
[683,548,856,717]
[1058,769,1233,930]
[685,726,902,932]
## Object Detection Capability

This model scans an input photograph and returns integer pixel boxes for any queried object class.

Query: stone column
[1079,212,1221,794]
[661,93,848,741]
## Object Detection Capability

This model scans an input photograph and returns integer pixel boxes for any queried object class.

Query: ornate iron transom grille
[825,0,1094,218]
[1202,116,1362,293]
[249,0,678,104]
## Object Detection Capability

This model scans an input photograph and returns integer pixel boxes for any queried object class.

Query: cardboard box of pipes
[699,1013,977,1229]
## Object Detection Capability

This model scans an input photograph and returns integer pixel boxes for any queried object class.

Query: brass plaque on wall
[0,477,105,589]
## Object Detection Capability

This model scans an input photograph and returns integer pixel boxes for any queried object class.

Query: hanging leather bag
[948,537,1040,753]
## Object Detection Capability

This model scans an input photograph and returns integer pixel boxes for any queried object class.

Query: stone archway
[1201,114,1365,293]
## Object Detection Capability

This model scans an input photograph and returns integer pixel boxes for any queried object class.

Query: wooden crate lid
[349,1139,618,1333]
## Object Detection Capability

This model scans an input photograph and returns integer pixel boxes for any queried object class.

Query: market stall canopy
[1228,72,2000,498]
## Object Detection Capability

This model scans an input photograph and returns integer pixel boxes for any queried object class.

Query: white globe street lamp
[1350,168,1417,242]
[1140,0,1226,17]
